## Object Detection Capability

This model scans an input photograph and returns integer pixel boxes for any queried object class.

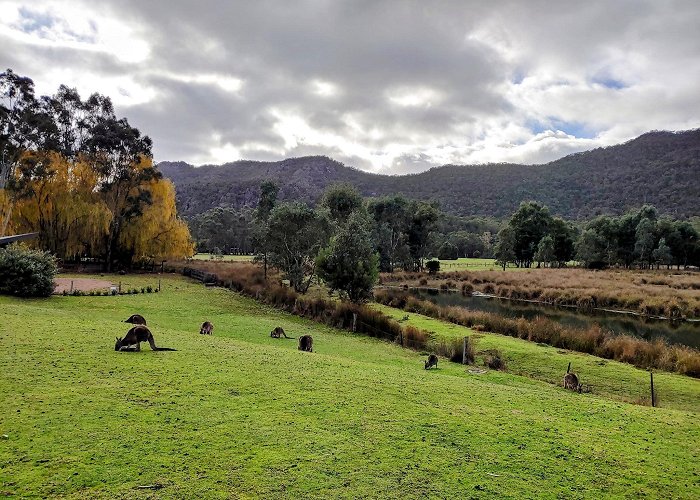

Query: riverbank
[380,267,700,319]
[374,288,700,377]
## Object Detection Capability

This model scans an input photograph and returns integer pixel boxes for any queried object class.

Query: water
[409,289,700,350]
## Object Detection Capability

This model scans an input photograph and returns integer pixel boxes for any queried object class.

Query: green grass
[1,275,699,498]
[436,257,499,271]
[191,254,254,261]
[374,304,700,413]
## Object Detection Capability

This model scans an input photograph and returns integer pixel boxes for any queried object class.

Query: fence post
[567,362,571,374]
[158,279,161,292]
[650,371,655,408]
[70,280,74,293]
[352,313,357,332]
[462,337,468,364]
[118,281,121,294]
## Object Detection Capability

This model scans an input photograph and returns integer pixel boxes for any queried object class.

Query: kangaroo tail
[154,347,177,351]
[283,334,295,339]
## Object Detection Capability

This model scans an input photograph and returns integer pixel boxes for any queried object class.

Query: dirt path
[54,278,114,294]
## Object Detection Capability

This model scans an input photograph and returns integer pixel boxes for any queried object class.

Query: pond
[409,289,700,350]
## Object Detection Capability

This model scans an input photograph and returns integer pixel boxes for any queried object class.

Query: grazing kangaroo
[200,321,214,335]
[124,314,147,326]
[298,335,313,352]
[115,326,177,352]
[270,326,294,339]
[563,372,582,393]
[425,354,438,370]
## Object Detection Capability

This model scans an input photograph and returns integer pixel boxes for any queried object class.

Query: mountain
[159,129,700,219]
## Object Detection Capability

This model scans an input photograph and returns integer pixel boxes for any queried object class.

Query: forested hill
[159,129,700,219]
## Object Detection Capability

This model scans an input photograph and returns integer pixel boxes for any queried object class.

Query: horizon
[2,1,700,173]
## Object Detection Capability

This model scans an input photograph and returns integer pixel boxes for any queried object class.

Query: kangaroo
[298,335,313,352]
[270,326,294,339]
[563,372,582,393]
[200,321,214,335]
[115,326,176,352]
[425,354,438,370]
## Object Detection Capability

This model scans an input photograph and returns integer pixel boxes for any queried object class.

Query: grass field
[436,258,500,271]
[190,254,254,262]
[2,275,699,498]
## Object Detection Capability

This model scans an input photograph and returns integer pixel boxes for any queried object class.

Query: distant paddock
[54,278,113,294]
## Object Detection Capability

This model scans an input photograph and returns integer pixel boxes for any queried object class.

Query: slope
[1,275,698,498]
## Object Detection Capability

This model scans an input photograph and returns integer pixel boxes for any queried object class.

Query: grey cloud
[1,0,699,171]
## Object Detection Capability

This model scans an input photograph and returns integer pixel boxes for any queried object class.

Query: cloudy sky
[1,0,699,173]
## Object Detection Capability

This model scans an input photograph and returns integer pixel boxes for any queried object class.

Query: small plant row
[61,286,159,297]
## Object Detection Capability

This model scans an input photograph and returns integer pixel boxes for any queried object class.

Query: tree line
[494,201,699,269]
[0,69,193,269]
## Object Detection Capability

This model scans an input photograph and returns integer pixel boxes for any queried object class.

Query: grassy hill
[1,275,699,498]
[159,129,700,219]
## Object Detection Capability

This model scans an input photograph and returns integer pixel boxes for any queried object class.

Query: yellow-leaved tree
[0,188,14,237]
[119,177,194,263]
[11,152,111,259]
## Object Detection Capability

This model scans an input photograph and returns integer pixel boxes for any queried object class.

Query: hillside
[159,129,700,219]
[1,274,699,497]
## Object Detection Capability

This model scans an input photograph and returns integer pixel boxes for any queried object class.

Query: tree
[368,195,411,272]
[119,178,194,264]
[508,201,553,267]
[265,202,330,293]
[651,238,672,269]
[494,226,516,271]
[1,69,192,267]
[189,207,254,254]
[11,151,111,260]
[316,211,379,303]
[534,235,555,267]
[407,201,440,270]
[320,183,363,223]
[254,180,279,279]
[1,69,55,235]
[634,218,657,268]
[575,229,608,269]
[87,117,156,270]
[549,217,576,266]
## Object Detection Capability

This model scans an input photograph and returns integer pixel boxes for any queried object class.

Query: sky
[1,0,699,174]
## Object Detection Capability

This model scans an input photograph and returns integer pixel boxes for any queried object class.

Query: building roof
[0,232,39,247]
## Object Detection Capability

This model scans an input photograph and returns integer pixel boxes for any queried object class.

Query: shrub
[425,260,440,275]
[419,278,428,286]
[0,246,58,298]
[462,283,474,296]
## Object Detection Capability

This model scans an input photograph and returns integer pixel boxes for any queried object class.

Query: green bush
[425,260,440,275]
[0,246,58,297]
